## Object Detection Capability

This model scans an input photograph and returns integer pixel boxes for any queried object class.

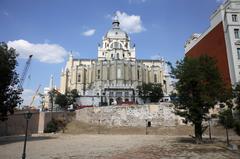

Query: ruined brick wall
[76,103,184,127]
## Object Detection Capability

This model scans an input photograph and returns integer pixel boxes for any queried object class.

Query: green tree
[67,89,79,106]
[55,94,68,110]
[137,83,163,103]
[0,42,22,121]
[172,55,226,143]
[48,89,58,111]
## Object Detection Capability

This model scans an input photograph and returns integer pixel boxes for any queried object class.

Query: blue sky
[0,0,224,106]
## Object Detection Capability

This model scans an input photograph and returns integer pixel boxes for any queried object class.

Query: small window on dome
[115,32,118,35]
[114,42,118,48]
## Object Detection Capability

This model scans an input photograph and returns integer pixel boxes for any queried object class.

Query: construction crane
[29,84,41,108]
[18,55,33,90]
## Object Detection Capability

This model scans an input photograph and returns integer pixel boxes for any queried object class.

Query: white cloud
[82,29,96,36]
[21,89,40,106]
[128,0,146,4]
[7,39,68,63]
[115,11,145,33]
[150,54,163,60]
[216,0,225,3]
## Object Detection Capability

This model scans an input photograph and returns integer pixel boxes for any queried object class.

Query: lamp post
[208,117,212,141]
[22,111,32,159]
[145,119,148,135]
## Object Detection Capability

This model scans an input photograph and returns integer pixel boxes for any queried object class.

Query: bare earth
[0,134,239,159]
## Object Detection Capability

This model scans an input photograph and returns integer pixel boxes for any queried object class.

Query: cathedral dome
[105,18,128,39]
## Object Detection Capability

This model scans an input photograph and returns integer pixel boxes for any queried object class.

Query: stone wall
[76,103,184,127]
[0,111,40,136]
[0,111,74,136]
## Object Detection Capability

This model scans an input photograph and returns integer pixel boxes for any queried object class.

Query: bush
[234,120,240,136]
[45,120,58,133]
[44,119,67,133]
[219,109,234,128]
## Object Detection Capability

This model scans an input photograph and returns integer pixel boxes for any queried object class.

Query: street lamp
[22,111,32,159]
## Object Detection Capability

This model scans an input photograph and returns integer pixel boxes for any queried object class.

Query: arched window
[154,74,157,83]
[137,70,140,80]
[114,42,118,48]
[97,70,100,79]
[117,53,119,59]
[77,74,81,82]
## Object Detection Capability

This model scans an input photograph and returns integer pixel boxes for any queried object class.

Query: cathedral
[60,17,172,106]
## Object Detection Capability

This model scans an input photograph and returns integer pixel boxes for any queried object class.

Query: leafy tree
[0,42,22,121]
[219,108,235,128]
[172,55,227,143]
[67,89,79,105]
[48,89,58,111]
[55,94,68,110]
[137,83,163,103]
[55,89,79,110]
[38,93,46,111]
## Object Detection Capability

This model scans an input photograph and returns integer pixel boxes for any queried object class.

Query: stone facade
[75,103,184,127]
[60,17,173,106]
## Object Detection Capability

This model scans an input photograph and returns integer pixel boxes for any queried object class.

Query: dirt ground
[0,133,239,159]
[0,121,240,159]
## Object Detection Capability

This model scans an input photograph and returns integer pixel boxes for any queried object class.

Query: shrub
[44,119,67,133]
[218,109,234,128]
[234,120,240,135]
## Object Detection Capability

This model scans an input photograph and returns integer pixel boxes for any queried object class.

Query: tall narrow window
[154,74,157,83]
[232,14,237,22]
[77,74,81,82]
[234,29,239,39]
[137,70,140,80]
[237,48,240,59]
[97,70,100,79]
[117,53,119,59]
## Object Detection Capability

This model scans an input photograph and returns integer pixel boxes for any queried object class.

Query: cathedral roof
[105,17,128,39]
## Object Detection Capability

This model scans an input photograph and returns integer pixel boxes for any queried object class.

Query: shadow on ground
[0,135,57,145]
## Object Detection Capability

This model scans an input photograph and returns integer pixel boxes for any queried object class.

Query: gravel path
[0,134,239,159]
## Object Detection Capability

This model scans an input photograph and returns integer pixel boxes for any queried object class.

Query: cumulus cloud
[115,11,145,33]
[82,29,96,36]
[21,89,40,106]
[7,39,68,63]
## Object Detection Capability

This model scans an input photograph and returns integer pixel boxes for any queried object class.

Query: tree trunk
[194,122,203,144]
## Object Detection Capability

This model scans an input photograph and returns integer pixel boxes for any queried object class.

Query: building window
[77,74,81,82]
[111,54,113,58]
[102,52,104,56]
[117,68,121,78]
[117,53,119,59]
[123,53,125,58]
[154,74,157,83]
[97,70,100,79]
[137,70,140,80]
[232,14,237,22]
[114,42,119,48]
[237,48,240,59]
[234,29,239,39]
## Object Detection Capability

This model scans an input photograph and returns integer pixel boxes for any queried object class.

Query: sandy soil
[0,134,239,159]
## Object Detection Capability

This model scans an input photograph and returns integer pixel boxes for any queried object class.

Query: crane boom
[19,55,33,89]
[29,84,41,107]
